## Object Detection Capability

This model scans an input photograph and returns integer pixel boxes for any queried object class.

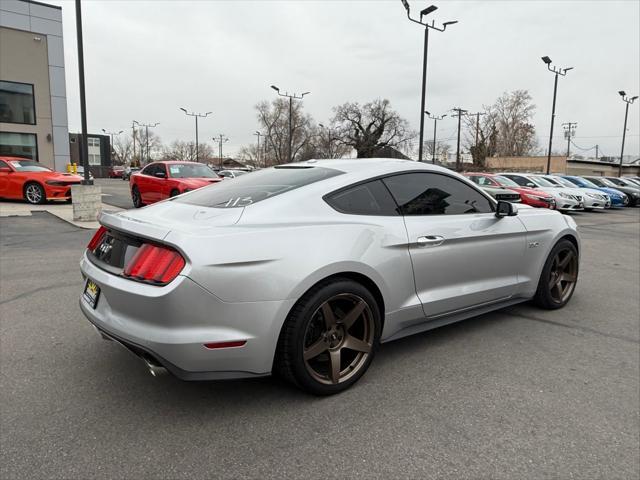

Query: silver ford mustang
[79,159,580,395]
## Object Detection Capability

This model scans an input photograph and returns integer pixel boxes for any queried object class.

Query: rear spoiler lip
[98,210,172,243]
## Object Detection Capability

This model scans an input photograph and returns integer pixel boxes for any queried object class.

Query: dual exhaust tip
[95,326,167,377]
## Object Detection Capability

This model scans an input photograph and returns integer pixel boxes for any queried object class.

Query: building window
[0,132,38,160]
[87,137,101,165]
[0,81,36,125]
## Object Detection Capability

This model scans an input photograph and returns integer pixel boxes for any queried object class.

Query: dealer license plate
[83,279,100,309]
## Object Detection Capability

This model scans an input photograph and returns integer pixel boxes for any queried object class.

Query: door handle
[416,235,445,247]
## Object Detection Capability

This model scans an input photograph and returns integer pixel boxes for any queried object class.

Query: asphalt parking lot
[1,206,639,479]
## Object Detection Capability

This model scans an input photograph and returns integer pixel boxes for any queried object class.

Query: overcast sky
[49,0,640,159]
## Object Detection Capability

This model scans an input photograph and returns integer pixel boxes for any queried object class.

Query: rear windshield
[173,166,343,208]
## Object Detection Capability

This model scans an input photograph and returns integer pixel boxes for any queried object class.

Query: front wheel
[533,239,579,309]
[275,279,381,395]
[131,185,144,208]
[24,182,45,205]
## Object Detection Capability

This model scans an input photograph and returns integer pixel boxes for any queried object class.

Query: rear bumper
[79,252,295,380]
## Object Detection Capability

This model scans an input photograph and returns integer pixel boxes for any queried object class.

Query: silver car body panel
[80,159,580,380]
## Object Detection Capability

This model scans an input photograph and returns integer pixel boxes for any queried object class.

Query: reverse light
[87,226,107,251]
[123,243,185,285]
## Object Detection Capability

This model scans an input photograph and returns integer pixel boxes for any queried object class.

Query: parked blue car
[561,175,628,207]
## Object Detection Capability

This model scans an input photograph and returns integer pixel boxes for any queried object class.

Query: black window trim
[0,80,37,126]
[324,170,496,216]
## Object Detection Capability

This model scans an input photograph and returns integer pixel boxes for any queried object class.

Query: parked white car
[540,175,611,210]
[499,173,584,212]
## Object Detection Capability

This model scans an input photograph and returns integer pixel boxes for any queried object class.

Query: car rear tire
[170,189,180,198]
[533,239,579,310]
[24,182,45,205]
[131,185,144,208]
[275,278,381,395]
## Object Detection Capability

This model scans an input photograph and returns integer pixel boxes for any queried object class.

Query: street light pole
[617,91,638,177]
[425,111,446,164]
[102,129,123,165]
[180,109,212,163]
[451,107,467,171]
[133,121,159,165]
[562,122,577,158]
[253,131,262,167]
[271,85,310,163]
[541,56,573,174]
[74,0,92,184]
[400,1,457,162]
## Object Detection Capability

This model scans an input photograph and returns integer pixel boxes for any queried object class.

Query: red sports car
[465,173,557,209]
[0,156,83,204]
[130,161,222,207]
[108,166,124,178]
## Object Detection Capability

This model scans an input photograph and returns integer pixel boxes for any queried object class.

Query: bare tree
[331,99,412,158]
[462,90,537,165]
[112,134,133,165]
[256,98,314,165]
[134,129,163,165]
[161,141,214,163]
[424,140,453,163]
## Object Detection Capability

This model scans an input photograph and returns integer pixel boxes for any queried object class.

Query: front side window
[382,172,494,215]
[175,165,343,208]
[141,164,158,176]
[0,132,37,160]
[529,176,556,188]
[168,163,218,179]
[0,81,35,125]
[493,175,520,188]
[325,180,398,216]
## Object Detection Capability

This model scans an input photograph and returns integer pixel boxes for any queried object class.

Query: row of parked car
[465,172,640,211]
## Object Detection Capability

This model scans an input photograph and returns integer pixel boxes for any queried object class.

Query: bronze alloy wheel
[548,247,578,304]
[302,293,374,385]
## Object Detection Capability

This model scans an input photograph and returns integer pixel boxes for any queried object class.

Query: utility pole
[541,56,573,174]
[562,122,577,158]
[617,91,638,177]
[213,134,228,168]
[451,107,467,171]
[270,85,310,163]
[595,144,599,160]
[253,131,262,167]
[400,1,457,162]
[425,112,446,164]
[467,111,486,149]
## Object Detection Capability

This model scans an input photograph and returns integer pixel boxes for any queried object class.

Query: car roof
[154,161,205,165]
[283,158,453,180]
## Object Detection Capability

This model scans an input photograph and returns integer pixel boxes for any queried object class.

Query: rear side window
[175,166,343,208]
[382,172,494,215]
[325,180,398,216]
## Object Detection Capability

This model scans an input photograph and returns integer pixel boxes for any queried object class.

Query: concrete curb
[0,201,124,229]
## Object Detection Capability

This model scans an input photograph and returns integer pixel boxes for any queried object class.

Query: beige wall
[0,27,54,168]
[567,162,640,177]
[484,156,568,173]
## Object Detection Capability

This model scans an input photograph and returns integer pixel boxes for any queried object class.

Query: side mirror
[154,171,166,179]
[0,167,11,173]
[495,200,518,218]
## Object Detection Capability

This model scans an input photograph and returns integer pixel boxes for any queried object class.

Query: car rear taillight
[87,226,107,251]
[123,243,185,284]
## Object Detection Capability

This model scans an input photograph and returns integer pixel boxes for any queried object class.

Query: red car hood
[35,171,83,182]
[176,177,222,188]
